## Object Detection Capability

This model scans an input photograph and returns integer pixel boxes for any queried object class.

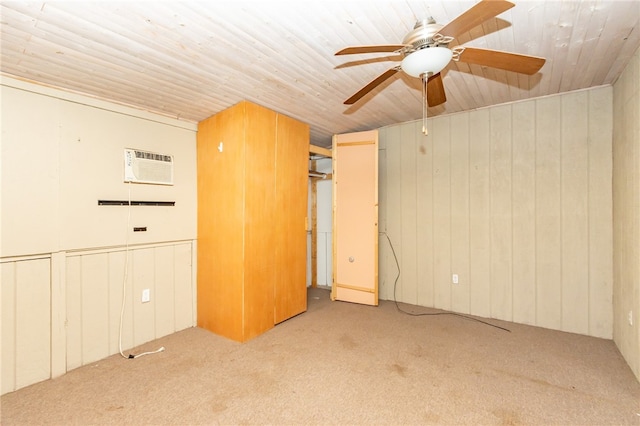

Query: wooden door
[196,103,247,341]
[273,113,309,323]
[243,102,277,340]
[332,130,378,305]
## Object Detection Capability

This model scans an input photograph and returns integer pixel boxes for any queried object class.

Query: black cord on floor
[380,231,511,333]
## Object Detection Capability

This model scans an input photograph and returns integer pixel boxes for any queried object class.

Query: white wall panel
[468,109,491,318]
[613,45,640,381]
[50,251,67,379]
[560,91,590,335]
[174,242,195,331]
[155,245,175,339]
[82,254,111,364]
[65,243,194,371]
[511,101,537,325]
[316,159,333,232]
[0,88,60,256]
[450,113,470,315]
[1,258,51,393]
[1,80,197,257]
[107,250,132,356]
[489,105,513,321]
[380,87,613,338]
[65,256,83,371]
[15,259,51,389]
[534,96,563,331]
[400,122,419,306]
[316,234,327,286]
[57,101,197,251]
[307,158,333,289]
[1,262,17,394]
[432,117,452,311]
[316,232,332,287]
[415,122,433,308]
[132,248,155,346]
[588,87,613,338]
[383,124,403,303]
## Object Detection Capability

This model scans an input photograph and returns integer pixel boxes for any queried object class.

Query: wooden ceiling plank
[560,2,605,92]
[583,1,640,86]
[547,2,581,95]
[530,1,564,98]
[518,1,547,100]
[506,2,535,100]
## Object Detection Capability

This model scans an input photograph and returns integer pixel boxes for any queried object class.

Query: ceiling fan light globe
[401,47,453,78]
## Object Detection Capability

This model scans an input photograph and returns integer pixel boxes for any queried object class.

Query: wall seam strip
[533,100,538,326]
[510,104,515,323]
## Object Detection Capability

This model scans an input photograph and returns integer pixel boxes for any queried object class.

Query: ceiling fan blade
[336,45,408,55]
[427,73,447,107]
[456,47,545,74]
[344,68,399,105]
[436,0,515,39]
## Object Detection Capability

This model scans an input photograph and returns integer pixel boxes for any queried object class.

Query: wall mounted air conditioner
[124,148,174,185]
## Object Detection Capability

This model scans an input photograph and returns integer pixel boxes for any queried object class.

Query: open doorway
[307,149,333,291]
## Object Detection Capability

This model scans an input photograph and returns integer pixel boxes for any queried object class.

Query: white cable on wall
[118,181,165,359]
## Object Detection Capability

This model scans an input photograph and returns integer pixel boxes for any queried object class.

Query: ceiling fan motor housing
[402,18,448,52]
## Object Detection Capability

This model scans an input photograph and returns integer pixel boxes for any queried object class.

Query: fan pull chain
[421,73,428,136]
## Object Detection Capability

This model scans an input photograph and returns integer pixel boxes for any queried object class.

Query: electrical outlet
[142,288,150,303]
[452,274,459,284]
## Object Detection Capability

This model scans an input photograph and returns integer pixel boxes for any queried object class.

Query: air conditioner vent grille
[124,148,174,185]
[134,150,172,162]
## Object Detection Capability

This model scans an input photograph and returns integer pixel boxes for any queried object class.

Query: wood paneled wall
[379,86,613,338]
[1,77,197,257]
[613,45,640,381]
[1,242,195,395]
[1,79,198,395]
[65,243,194,370]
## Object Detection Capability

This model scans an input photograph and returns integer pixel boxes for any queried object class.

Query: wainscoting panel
[1,257,52,394]
[65,242,194,371]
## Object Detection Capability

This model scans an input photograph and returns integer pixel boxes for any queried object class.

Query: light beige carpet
[2,287,639,425]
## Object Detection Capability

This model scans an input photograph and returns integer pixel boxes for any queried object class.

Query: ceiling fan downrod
[421,72,430,136]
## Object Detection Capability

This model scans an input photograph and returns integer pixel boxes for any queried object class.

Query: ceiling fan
[335,0,546,134]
